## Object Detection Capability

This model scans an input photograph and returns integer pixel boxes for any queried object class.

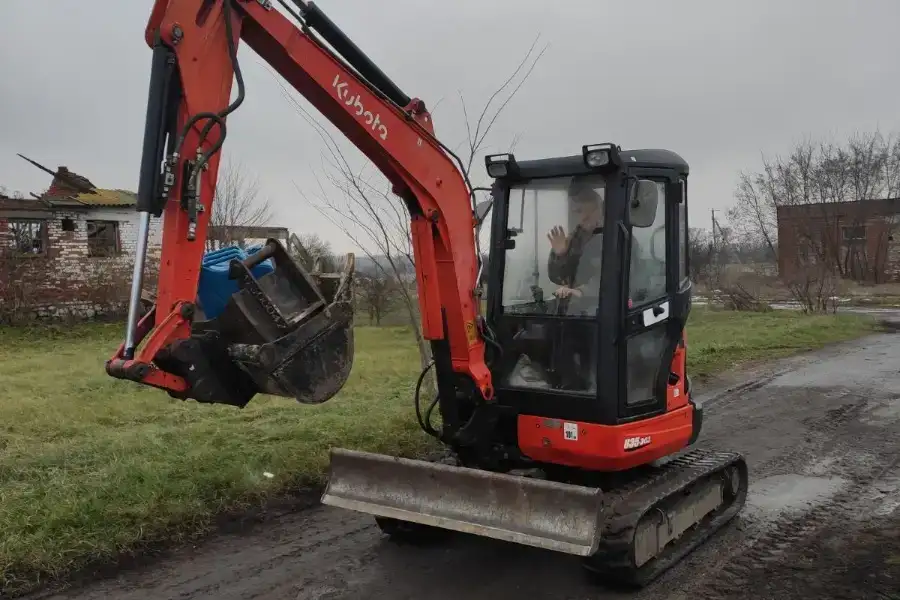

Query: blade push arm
[110,0,493,406]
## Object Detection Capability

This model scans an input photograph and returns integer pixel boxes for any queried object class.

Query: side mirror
[628,179,659,228]
[475,199,493,230]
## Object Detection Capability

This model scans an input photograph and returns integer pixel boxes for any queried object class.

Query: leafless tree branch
[269,37,546,371]
[727,128,900,311]
[206,156,274,250]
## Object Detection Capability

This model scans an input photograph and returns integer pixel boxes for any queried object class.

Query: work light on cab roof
[484,153,518,179]
[582,143,621,170]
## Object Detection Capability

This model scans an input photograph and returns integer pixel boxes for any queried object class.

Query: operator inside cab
[546,177,604,307]
[504,176,606,391]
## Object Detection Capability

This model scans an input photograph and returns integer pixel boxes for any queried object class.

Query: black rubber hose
[414,361,440,439]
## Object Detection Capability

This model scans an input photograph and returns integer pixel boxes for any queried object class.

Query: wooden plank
[207,225,289,240]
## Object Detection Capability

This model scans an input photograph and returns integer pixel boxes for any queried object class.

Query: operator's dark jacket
[548,226,648,299]
[547,224,602,287]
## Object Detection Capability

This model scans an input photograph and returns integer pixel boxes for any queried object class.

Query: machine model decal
[563,422,579,441]
[624,435,652,451]
[333,74,389,140]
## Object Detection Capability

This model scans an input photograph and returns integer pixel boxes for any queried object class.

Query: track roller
[583,449,749,588]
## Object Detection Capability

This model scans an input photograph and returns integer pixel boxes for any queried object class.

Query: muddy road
[29,329,900,600]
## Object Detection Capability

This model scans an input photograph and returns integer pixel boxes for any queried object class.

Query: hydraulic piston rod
[124,40,177,358]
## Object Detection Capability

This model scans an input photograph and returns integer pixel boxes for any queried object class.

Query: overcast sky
[1,0,898,253]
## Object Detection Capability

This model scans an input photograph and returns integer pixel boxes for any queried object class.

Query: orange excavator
[107,0,749,587]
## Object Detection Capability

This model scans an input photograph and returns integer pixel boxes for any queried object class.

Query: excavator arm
[107,0,493,423]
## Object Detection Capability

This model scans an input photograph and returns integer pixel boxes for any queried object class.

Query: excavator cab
[476,145,692,431]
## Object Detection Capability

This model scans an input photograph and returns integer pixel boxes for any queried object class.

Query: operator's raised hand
[547,226,568,255]
[553,285,583,299]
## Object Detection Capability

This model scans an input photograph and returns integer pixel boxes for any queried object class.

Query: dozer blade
[321,448,606,556]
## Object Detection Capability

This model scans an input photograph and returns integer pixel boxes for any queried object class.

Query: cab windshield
[501,174,606,317]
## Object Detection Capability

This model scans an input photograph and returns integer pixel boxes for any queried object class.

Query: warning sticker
[464,320,478,347]
[563,422,578,441]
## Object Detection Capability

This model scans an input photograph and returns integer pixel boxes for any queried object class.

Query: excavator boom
[109,0,492,409]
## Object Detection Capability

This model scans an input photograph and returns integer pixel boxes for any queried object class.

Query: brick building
[776,198,900,283]
[0,161,163,319]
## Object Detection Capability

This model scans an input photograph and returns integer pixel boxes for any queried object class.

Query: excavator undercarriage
[323,447,747,587]
[110,0,750,589]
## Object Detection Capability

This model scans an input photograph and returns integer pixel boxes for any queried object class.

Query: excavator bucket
[321,448,606,555]
[165,238,357,407]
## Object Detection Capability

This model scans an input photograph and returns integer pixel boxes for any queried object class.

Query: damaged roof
[48,188,137,208]
[12,154,138,209]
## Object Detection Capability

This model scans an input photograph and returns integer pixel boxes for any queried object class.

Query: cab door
[619,172,688,420]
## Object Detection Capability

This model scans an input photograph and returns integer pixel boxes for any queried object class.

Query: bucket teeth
[321,448,606,556]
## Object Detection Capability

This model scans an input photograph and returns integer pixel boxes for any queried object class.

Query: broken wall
[0,208,162,320]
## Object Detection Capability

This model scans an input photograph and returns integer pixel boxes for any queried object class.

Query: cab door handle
[642,301,670,327]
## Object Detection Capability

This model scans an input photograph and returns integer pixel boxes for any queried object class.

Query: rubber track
[583,447,748,588]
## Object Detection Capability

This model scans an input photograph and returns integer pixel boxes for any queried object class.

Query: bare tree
[276,38,547,370]
[206,156,275,251]
[728,129,900,311]
[299,157,425,359]
[0,186,24,199]
[688,227,715,283]
[355,269,401,326]
[289,232,337,272]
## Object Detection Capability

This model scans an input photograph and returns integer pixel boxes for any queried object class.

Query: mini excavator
[107,0,749,587]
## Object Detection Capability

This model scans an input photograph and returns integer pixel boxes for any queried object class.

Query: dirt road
[28,328,900,600]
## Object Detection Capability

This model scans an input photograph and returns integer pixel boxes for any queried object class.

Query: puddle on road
[853,470,900,519]
[767,338,900,390]
[743,474,849,525]
[874,494,900,517]
[860,397,900,427]
[805,456,840,476]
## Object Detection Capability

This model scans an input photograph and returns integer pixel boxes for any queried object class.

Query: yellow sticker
[464,320,478,346]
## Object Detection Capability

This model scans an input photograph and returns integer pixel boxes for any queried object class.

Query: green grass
[685,307,880,378]
[0,308,880,594]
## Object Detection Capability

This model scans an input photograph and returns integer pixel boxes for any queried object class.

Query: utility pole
[710,209,720,274]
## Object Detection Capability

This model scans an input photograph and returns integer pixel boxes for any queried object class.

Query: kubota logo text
[333,74,388,141]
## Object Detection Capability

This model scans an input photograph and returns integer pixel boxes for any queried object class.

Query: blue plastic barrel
[197,244,275,319]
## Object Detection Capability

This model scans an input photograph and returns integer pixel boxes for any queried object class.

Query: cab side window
[628,182,667,305]
[626,181,668,406]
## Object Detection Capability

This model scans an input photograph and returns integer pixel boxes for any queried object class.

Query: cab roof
[510,148,689,180]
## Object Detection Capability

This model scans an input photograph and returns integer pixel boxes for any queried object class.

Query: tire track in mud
[700,457,900,600]
[171,520,379,599]
[23,512,384,600]
[655,392,870,598]
[693,369,790,416]
[672,390,900,600]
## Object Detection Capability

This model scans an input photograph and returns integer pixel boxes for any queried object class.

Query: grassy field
[0,307,882,594]
[684,308,882,378]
